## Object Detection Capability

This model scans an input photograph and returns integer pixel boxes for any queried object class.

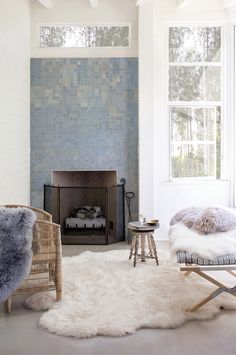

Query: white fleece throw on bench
[169,222,236,259]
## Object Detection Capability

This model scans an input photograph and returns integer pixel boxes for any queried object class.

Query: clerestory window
[39,24,130,48]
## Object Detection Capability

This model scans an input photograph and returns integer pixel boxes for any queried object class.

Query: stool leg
[150,235,159,266]
[141,235,146,262]
[134,235,139,267]
[148,236,153,257]
[129,235,135,260]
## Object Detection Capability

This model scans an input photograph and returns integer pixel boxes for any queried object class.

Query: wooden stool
[128,222,159,267]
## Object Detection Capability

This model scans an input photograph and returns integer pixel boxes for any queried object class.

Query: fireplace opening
[44,171,126,245]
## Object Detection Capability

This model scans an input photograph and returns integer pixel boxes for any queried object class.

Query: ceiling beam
[37,0,54,8]
[89,0,98,7]
[177,0,191,8]
[222,0,236,8]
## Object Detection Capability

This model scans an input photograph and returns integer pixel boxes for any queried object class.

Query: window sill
[160,179,230,185]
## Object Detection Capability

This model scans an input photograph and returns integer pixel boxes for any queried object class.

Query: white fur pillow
[170,207,236,235]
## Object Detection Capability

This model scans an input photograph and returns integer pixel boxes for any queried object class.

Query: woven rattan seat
[2,206,62,313]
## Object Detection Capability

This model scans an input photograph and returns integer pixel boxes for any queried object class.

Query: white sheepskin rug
[169,222,236,258]
[25,249,236,338]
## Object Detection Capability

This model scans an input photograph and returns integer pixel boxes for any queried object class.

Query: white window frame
[38,23,132,49]
[164,23,230,182]
[233,24,236,207]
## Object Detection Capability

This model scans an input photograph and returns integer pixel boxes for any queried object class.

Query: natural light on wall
[168,27,222,179]
[39,25,130,48]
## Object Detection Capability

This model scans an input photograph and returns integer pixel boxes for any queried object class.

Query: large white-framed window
[168,26,223,180]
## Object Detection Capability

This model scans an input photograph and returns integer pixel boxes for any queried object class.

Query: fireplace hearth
[44,171,126,245]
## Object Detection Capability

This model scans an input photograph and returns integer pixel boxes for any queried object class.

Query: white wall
[0,0,31,204]
[31,0,138,58]
[139,0,233,239]
[138,0,154,219]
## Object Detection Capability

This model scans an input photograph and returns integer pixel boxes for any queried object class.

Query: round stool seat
[128,222,160,267]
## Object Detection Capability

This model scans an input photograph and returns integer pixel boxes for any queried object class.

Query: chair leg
[5,297,11,313]
[56,289,62,302]
[56,273,62,302]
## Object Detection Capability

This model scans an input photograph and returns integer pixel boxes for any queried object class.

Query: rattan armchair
[2,206,62,313]
[2,204,52,222]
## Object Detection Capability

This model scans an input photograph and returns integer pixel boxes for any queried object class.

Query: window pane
[89,26,129,47]
[171,107,219,141]
[169,66,221,101]
[170,107,221,178]
[171,144,215,178]
[40,25,130,48]
[40,26,89,47]
[169,27,221,62]
[205,66,221,101]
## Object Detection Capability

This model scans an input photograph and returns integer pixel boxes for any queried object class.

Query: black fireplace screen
[44,179,126,245]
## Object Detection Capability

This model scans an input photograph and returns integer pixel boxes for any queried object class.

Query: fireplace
[44,171,125,245]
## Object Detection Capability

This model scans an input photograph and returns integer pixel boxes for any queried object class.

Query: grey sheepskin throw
[170,206,236,235]
[0,207,36,303]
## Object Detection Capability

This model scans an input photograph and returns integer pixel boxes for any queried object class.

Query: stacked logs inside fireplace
[65,205,106,231]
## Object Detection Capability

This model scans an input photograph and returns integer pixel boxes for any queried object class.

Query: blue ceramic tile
[31,58,138,219]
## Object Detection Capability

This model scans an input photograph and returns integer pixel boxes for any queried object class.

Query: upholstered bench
[169,207,236,312]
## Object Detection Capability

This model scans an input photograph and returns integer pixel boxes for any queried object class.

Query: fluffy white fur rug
[169,222,236,258]
[25,249,236,338]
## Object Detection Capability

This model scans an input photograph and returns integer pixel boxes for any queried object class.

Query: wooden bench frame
[180,264,236,312]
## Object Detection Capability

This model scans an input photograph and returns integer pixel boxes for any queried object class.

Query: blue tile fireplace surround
[30,58,139,222]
